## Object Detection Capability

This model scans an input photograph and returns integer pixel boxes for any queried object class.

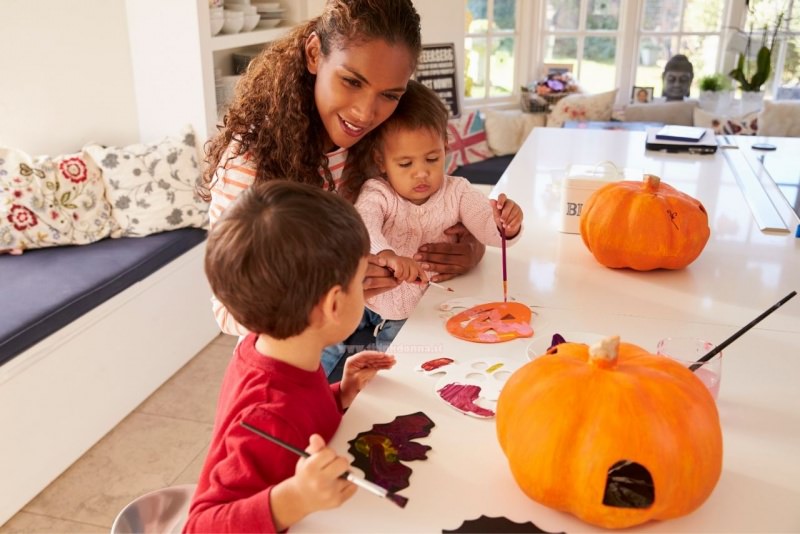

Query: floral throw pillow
[84,126,209,237]
[693,108,758,135]
[547,89,619,128]
[445,111,493,174]
[0,147,117,252]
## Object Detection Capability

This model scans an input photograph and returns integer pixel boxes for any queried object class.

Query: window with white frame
[633,0,728,99]
[540,0,623,94]
[464,0,520,102]
[463,0,797,109]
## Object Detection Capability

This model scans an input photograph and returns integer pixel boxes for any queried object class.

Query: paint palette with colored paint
[416,356,523,418]
[445,301,534,343]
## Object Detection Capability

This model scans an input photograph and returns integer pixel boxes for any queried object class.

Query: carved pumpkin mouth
[445,301,534,343]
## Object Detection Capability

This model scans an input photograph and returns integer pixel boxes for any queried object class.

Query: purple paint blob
[437,383,495,418]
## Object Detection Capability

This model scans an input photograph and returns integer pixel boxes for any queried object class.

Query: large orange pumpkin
[580,175,710,270]
[496,336,722,529]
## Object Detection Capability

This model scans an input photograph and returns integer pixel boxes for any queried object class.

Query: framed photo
[542,63,573,77]
[632,86,654,104]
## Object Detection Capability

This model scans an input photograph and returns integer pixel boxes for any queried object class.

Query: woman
[204,0,485,373]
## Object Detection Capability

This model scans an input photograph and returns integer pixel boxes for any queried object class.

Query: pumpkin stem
[643,174,661,192]
[589,336,620,368]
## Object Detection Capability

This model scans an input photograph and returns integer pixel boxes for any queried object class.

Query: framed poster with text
[415,43,459,118]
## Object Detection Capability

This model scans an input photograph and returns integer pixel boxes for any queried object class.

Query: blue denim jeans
[320,308,407,377]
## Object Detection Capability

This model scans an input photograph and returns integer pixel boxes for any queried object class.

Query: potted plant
[697,73,732,113]
[728,12,784,113]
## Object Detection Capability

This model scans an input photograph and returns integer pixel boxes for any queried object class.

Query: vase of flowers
[521,72,579,113]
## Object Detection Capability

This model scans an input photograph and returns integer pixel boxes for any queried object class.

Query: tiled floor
[0,334,237,533]
[0,184,497,533]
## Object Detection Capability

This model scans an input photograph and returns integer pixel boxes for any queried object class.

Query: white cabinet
[125,0,308,144]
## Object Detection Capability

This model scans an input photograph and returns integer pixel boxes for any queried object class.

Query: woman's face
[306,35,416,151]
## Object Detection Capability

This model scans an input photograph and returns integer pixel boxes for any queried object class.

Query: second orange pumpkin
[580,174,710,270]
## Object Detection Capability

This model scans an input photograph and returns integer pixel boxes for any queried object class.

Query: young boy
[353,80,524,348]
[185,181,396,533]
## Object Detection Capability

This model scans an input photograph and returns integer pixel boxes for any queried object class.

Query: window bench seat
[0,229,220,525]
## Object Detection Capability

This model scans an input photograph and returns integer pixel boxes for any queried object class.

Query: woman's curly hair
[202,0,421,202]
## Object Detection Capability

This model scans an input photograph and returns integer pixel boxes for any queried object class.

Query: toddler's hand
[491,194,523,238]
[341,351,396,408]
[381,252,428,283]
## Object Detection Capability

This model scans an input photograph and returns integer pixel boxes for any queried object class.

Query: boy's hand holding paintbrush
[270,433,358,530]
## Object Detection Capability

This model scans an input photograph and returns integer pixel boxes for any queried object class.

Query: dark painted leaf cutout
[602,460,654,508]
[347,412,434,493]
[443,515,565,533]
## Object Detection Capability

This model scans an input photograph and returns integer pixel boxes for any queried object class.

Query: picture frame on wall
[415,43,459,117]
[632,86,654,104]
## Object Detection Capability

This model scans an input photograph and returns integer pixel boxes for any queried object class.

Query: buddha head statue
[662,54,694,101]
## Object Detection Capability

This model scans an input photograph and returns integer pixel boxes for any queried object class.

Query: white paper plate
[526,331,605,360]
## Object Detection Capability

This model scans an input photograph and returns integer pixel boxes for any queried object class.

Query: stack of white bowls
[225,0,260,32]
[209,6,224,35]
[253,2,285,29]
[221,9,244,34]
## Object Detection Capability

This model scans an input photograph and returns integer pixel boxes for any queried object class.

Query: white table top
[295,129,800,533]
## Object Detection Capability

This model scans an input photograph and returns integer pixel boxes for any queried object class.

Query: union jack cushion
[445,111,492,174]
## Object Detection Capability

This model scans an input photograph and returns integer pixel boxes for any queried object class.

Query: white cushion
[84,126,209,237]
[0,147,117,252]
[483,110,545,156]
[758,100,800,137]
[547,89,618,128]
[624,99,698,126]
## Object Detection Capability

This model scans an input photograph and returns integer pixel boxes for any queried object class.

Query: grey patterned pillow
[84,126,209,237]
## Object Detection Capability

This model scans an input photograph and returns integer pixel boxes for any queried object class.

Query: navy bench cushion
[0,228,207,367]
[454,155,514,186]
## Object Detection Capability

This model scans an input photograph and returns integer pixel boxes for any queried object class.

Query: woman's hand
[363,255,399,299]
[340,351,396,409]
[413,223,486,283]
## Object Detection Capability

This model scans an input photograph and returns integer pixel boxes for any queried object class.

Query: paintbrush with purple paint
[240,421,409,509]
[501,226,508,303]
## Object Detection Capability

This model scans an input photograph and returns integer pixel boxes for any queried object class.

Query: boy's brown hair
[205,181,370,339]
[375,79,449,146]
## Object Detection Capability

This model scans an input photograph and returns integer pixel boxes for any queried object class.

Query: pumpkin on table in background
[579,174,710,270]
[496,336,722,529]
